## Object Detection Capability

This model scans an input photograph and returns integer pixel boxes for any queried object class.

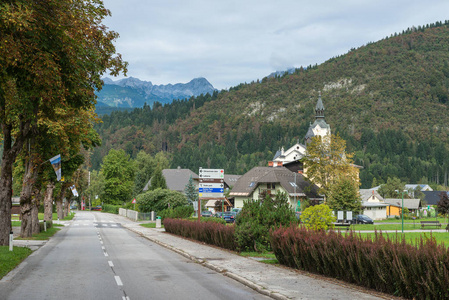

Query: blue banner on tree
[49,154,61,181]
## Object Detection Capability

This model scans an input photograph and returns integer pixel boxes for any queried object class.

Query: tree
[235,191,297,252]
[137,189,188,212]
[327,176,362,213]
[150,167,167,191]
[437,192,449,219]
[184,175,197,204]
[378,177,406,198]
[303,134,359,199]
[0,0,127,245]
[301,204,336,231]
[133,151,156,196]
[101,149,135,205]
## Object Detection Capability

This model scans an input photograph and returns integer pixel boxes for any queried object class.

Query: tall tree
[150,167,167,191]
[437,192,449,219]
[327,176,362,213]
[303,134,359,199]
[378,177,407,198]
[184,175,197,204]
[101,149,135,205]
[0,0,127,245]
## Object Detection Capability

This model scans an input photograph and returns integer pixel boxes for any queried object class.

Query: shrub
[301,204,336,230]
[270,227,449,300]
[201,217,227,225]
[235,191,297,252]
[102,204,120,214]
[137,188,188,212]
[159,205,194,220]
[163,218,237,251]
[39,220,53,231]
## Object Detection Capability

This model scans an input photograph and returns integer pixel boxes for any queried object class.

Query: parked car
[353,214,373,224]
[214,212,223,218]
[91,205,102,211]
[231,208,241,214]
[223,211,237,223]
[201,211,213,217]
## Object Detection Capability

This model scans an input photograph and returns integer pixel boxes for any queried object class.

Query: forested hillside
[93,21,449,188]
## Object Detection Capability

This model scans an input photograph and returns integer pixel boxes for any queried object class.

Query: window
[249,182,255,187]
[267,183,276,189]
[289,182,298,187]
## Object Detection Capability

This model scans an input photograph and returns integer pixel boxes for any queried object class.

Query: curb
[125,225,290,300]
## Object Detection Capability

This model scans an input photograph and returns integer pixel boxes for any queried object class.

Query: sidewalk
[113,215,396,300]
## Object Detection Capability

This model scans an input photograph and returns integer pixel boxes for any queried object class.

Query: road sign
[199,168,224,179]
[199,183,224,189]
[199,188,224,193]
[199,193,224,198]
[199,178,224,183]
[132,198,136,204]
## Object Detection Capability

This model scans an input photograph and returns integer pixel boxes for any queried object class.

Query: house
[405,184,433,192]
[143,167,198,194]
[204,198,233,213]
[359,189,388,220]
[384,198,422,217]
[229,166,323,209]
[422,191,447,206]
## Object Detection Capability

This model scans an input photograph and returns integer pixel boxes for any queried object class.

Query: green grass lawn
[15,226,61,240]
[349,223,442,231]
[12,212,75,226]
[349,231,449,247]
[0,246,32,279]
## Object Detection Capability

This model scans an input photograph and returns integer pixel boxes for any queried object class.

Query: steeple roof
[315,91,325,111]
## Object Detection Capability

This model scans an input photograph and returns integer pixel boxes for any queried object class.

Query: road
[0,211,269,300]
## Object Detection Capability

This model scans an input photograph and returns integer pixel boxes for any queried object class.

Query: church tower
[304,91,331,144]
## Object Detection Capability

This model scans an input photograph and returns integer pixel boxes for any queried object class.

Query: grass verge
[15,226,61,240]
[0,246,32,280]
[140,223,163,229]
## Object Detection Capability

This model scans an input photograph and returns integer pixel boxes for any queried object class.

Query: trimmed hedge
[163,218,237,251]
[270,226,449,300]
[102,204,120,214]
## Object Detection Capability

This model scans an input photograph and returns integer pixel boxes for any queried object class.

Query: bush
[270,227,449,300]
[163,218,237,251]
[301,204,336,230]
[102,204,120,214]
[201,217,227,225]
[159,205,194,220]
[137,188,188,212]
[235,191,297,252]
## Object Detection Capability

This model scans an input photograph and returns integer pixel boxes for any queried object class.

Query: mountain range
[97,77,216,108]
[93,21,449,189]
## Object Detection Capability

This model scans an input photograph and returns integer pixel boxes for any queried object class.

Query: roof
[316,94,325,111]
[144,168,198,193]
[229,166,322,199]
[362,201,388,208]
[359,189,384,202]
[423,191,448,205]
[404,184,433,191]
[224,175,241,188]
[384,198,421,210]
[205,199,232,207]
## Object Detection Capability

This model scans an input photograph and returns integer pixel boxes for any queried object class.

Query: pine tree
[184,175,197,204]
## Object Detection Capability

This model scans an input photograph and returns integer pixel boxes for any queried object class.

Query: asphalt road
[0,211,269,300]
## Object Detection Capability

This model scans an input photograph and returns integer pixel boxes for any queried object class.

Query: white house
[359,189,388,220]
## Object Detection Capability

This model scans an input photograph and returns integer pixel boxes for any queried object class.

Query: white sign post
[198,168,225,219]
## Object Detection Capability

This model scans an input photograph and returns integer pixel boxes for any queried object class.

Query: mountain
[96,77,216,108]
[93,21,449,188]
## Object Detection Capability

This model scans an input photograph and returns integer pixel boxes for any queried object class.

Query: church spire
[315,91,325,120]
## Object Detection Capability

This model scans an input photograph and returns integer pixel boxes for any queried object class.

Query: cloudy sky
[102,0,449,90]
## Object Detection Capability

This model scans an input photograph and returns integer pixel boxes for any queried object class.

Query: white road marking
[102,246,105,250]
[104,251,108,257]
[122,297,130,300]
[108,261,114,267]
[115,276,123,286]
[100,241,103,245]
[102,224,108,227]
[111,224,117,227]
[74,224,79,226]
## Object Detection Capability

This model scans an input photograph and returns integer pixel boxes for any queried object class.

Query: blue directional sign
[199,188,224,193]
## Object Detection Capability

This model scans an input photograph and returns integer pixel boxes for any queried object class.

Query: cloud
[102,0,449,89]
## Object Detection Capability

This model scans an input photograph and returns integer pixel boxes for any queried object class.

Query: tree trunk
[56,199,63,220]
[44,184,55,222]
[20,139,39,238]
[63,198,69,218]
[0,123,28,245]
[31,188,41,235]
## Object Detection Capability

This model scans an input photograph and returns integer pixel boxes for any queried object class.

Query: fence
[119,208,156,221]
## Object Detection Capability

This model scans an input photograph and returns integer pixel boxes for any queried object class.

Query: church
[269,92,331,172]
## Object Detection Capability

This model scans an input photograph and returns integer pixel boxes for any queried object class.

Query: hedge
[163,218,237,251]
[270,226,449,300]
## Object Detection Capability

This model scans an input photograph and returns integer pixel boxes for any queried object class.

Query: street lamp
[396,190,406,233]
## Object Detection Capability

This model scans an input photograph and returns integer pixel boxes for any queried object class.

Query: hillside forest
[93,21,449,189]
